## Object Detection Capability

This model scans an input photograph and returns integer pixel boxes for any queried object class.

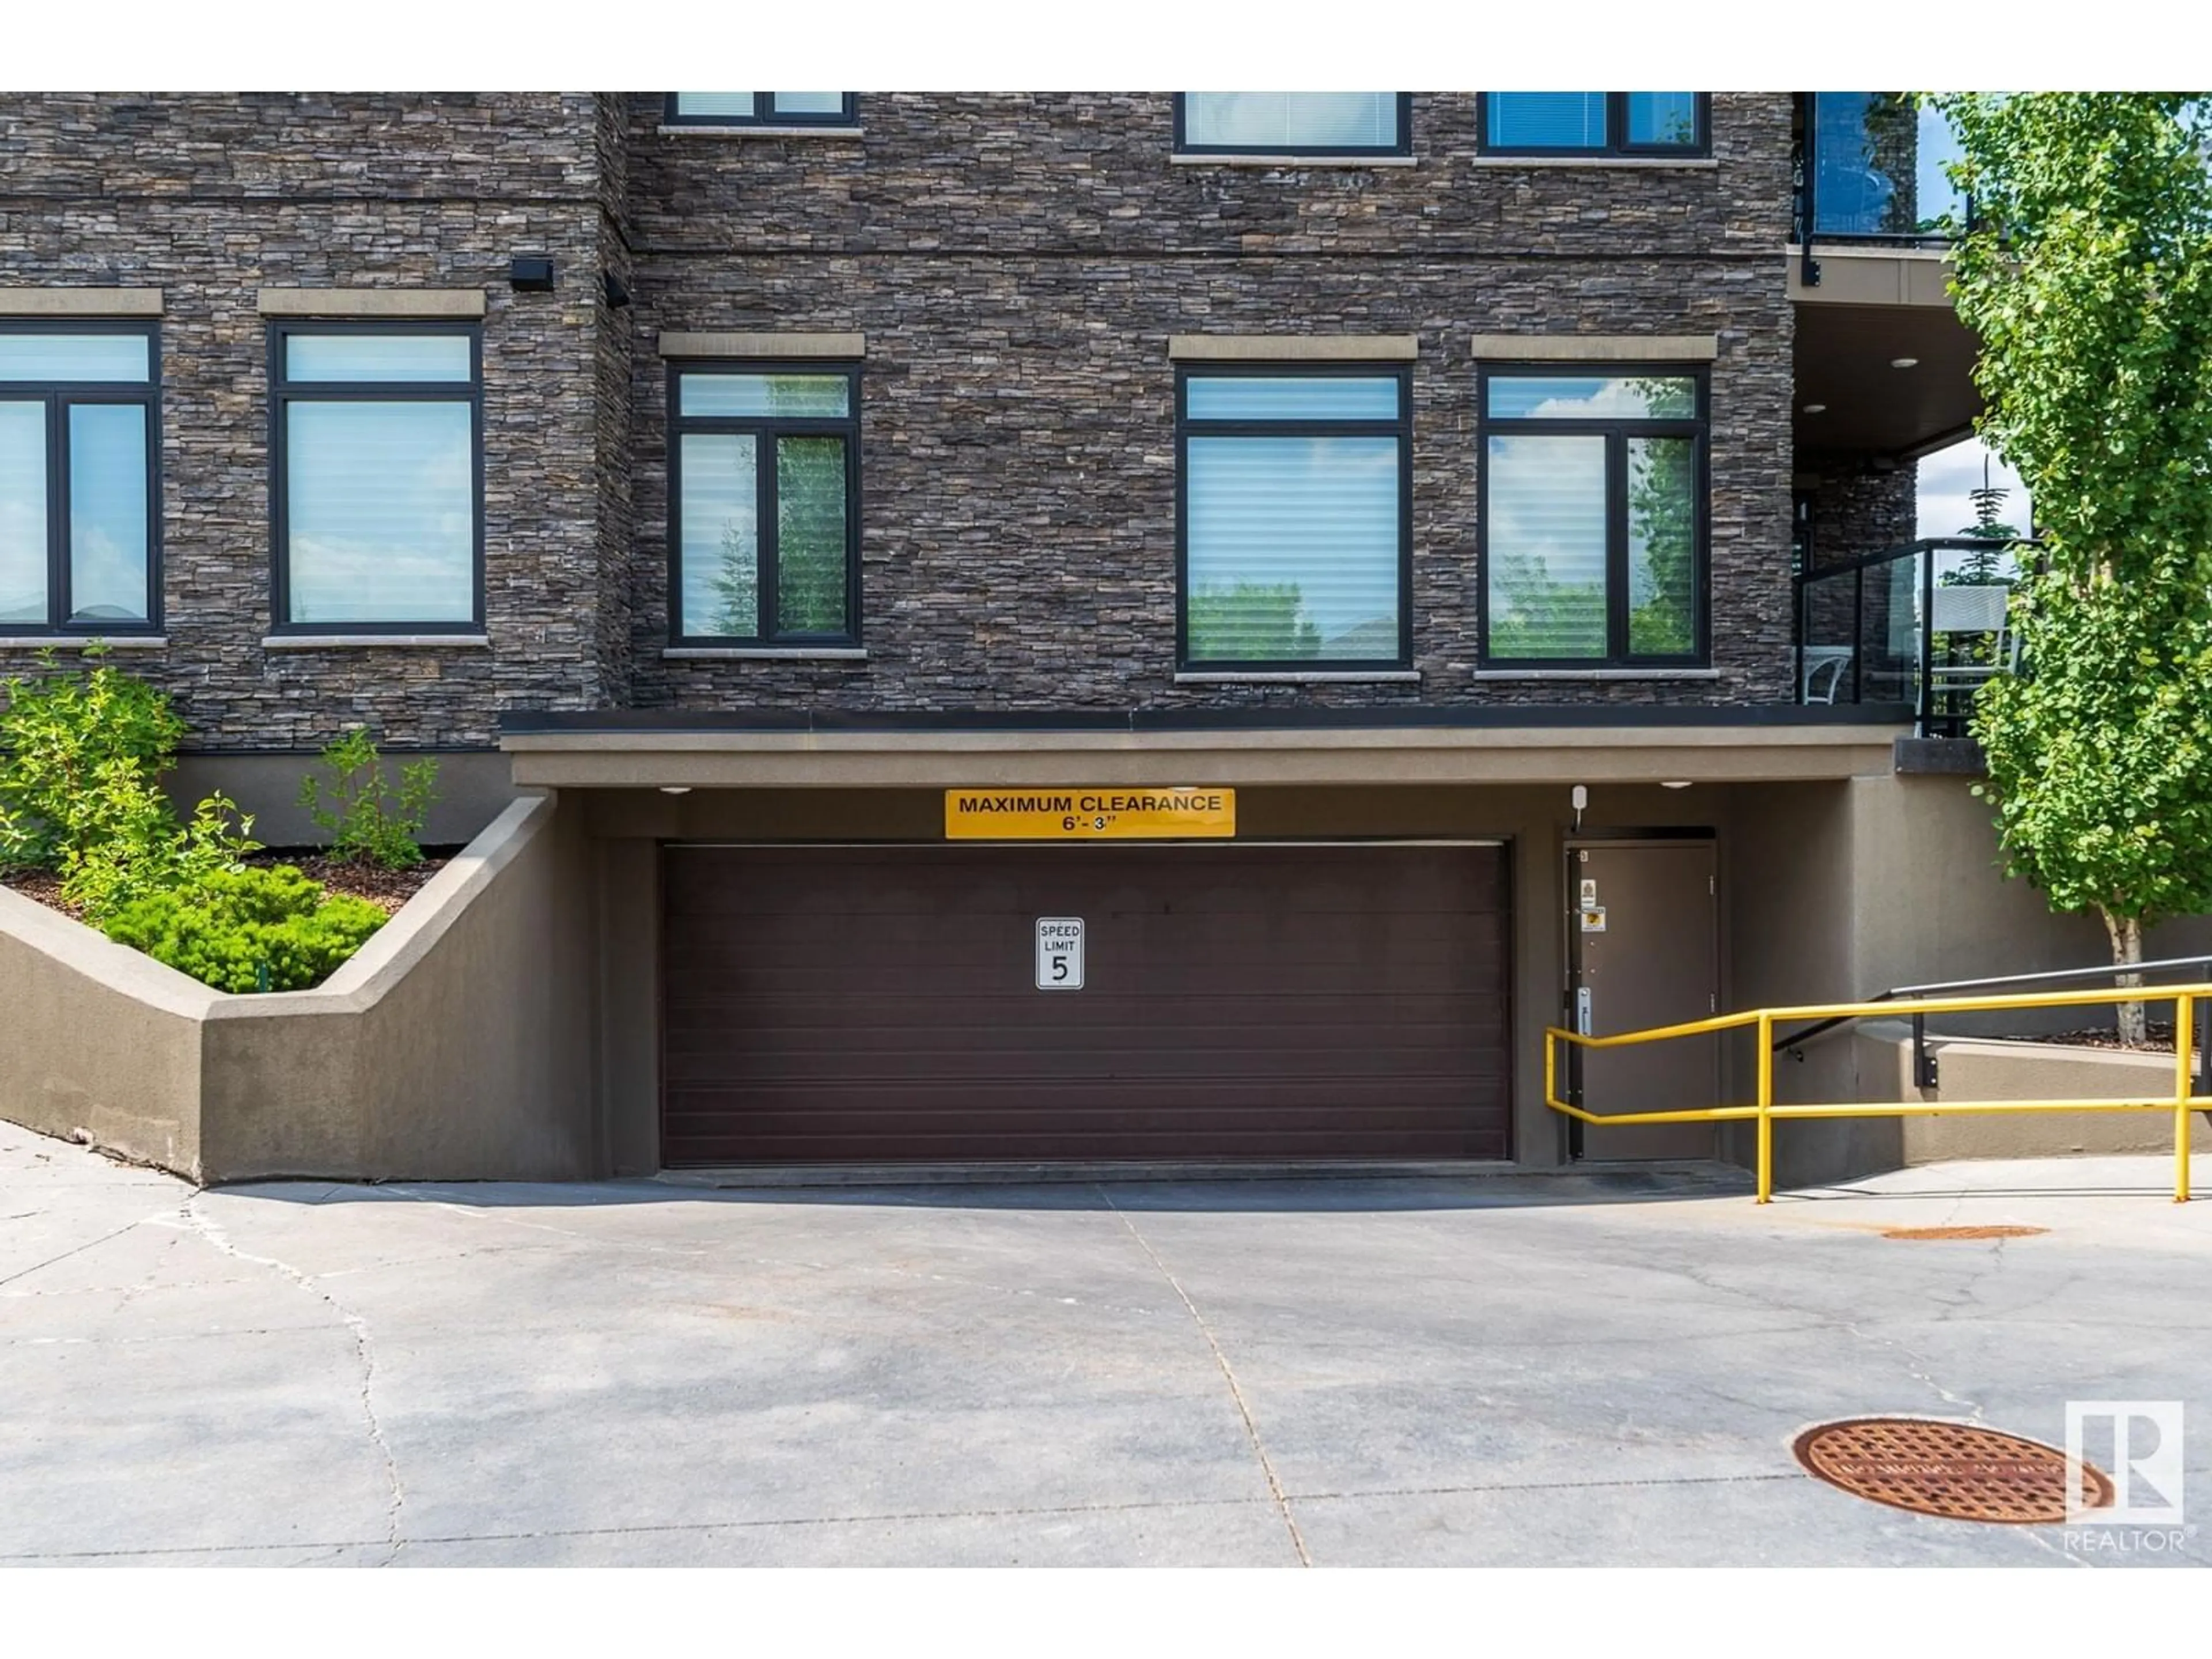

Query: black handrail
[1774,953,2212,1094]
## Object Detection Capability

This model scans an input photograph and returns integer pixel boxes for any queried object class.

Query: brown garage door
[661,843,1511,1166]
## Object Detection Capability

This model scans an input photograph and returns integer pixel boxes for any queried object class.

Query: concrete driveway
[3,1126,2207,1567]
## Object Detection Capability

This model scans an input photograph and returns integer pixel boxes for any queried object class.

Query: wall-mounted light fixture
[509,256,555,293]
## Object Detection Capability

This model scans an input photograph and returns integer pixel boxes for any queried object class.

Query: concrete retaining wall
[1905,1033,2187,1161]
[0,885,213,1179]
[0,792,596,1184]
[1762,1021,2188,1178]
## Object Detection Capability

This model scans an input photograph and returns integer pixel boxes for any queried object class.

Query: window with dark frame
[1175,93,1411,157]
[1177,366,1412,670]
[1480,367,1707,666]
[0,323,160,635]
[668,365,860,646]
[665,93,857,127]
[270,324,483,632]
[1479,93,1708,156]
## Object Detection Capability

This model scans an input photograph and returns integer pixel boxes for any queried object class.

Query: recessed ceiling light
[1802,403,1827,414]
[659,785,693,796]
[1660,780,1694,790]
[1891,357,1919,369]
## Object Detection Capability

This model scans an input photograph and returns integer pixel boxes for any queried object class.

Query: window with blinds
[1479,93,1707,156]
[1176,94,1410,157]
[1480,369,1706,665]
[670,366,859,645]
[1179,369,1410,668]
[271,326,480,631]
[666,93,857,126]
[0,326,160,635]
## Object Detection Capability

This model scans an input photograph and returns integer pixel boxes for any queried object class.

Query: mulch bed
[2003,1022,2183,1052]
[2,849,455,922]
[244,850,456,916]
[1,866,73,918]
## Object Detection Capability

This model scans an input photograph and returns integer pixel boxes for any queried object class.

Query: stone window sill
[1466,156,1718,170]
[663,646,869,661]
[1176,669,1421,685]
[657,125,865,141]
[0,634,166,649]
[262,634,491,649]
[1474,668,1721,682]
[1169,153,1418,169]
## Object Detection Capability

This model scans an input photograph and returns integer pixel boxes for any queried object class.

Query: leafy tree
[711,520,759,637]
[1187,582,1321,661]
[774,437,849,634]
[1936,93,2212,1040]
[705,378,851,638]
[1487,557,1605,660]
[1626,435,1696,655]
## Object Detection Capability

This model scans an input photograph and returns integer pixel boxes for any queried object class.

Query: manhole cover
[1882,1225,2048,1240]
[1793,1417,2111,1524]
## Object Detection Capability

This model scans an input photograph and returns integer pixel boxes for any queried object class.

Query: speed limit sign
[1036,917,1085,990]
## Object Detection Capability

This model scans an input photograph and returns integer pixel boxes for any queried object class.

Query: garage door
[660,843,1511,1166]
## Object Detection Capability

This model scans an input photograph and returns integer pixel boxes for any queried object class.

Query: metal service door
[1566,840,1721,1161]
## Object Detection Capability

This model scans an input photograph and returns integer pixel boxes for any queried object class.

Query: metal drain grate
[1793,1417,2112,1524]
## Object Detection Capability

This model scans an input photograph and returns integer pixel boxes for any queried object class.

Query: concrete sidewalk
[2,1124,2206,1567]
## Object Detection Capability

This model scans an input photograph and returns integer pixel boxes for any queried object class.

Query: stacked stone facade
[0,93,620,749]
[1,91,1817,747]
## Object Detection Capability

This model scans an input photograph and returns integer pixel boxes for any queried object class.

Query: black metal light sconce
[509,256,556,293]
[604,271,632,309]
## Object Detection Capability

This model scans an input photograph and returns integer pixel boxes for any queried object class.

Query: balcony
[1797,93,1968,247]
[1789,94,1980,462]
[1795,536,2035,738]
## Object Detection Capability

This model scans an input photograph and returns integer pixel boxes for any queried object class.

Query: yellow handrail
[1544,983,2205,1205]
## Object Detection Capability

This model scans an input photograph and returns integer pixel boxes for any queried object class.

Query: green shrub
[298,728,440,869]
[101,864,387,994]
[0,647,186,870]
[63,787,261,925]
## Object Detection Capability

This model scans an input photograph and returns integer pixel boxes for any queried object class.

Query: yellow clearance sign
[945,788,1236,840]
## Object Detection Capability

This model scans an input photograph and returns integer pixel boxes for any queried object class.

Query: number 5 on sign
[1036,917,1085,991]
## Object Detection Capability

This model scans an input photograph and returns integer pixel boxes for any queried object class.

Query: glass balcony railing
[1797,93,1968,244]
[1794,537,2036,737]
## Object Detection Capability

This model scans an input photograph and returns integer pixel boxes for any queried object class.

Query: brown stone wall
[2,92,1810,741]
[0,93,619,749]
[624,92,1800,712]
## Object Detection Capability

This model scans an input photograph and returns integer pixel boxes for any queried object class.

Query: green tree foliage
[102,863,387,994]
[775,436,850,634]
[1627,436,1696,655]
[706,380,851,638]
[1936,93,2212,1037]
[1187,582,1321,661]
[298,728,440,869]
[1487,556,1603,659]
[0,646,186,869]
[1939,94,2212,588]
